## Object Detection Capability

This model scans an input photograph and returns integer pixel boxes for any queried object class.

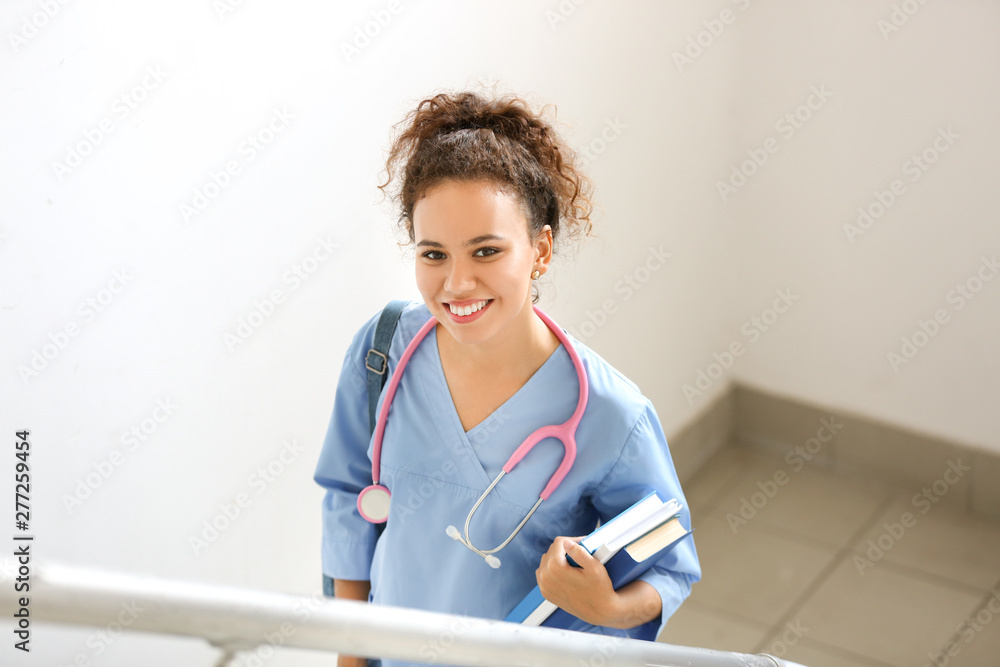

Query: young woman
[313,91,700,667]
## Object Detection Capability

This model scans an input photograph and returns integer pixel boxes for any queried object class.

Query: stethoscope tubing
[364,304,589,566]
[370,306,588,492]
[499,307,588,497]
[369,315,438,485]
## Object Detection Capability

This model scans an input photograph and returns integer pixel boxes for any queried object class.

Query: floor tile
[658,600,770,655]
[681,439,1000,666]
[853,498,1000,590]
[682,445,757,512]
[683,514,839,627]
[708,454,893,548]
[945,587,1000,667]
[795,559,984,666]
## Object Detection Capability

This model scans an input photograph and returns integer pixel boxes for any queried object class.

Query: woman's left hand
[535,536,622,627]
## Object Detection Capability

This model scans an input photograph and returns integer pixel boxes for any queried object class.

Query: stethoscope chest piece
[358,484,391,523]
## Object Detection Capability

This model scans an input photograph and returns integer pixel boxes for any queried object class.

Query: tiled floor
[659,445,1000,667]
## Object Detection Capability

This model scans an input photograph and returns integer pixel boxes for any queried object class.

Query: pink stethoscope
[357,306,589,568]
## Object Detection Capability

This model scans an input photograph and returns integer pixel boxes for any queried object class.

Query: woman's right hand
[337,656,369,667]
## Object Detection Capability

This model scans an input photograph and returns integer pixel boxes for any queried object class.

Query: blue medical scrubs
[314,301,700,667]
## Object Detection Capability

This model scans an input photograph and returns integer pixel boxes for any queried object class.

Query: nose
[444,257,476,295]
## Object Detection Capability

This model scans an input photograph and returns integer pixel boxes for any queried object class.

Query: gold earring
[531,270,540,280]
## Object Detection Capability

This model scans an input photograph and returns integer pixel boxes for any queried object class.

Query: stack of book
[505,491,692,628]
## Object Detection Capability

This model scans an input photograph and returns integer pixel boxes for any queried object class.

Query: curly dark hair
[378,90,594,247]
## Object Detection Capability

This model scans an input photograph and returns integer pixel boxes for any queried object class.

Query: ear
[534,224,554,276]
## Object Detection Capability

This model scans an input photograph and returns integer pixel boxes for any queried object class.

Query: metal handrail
[0,562,806,666]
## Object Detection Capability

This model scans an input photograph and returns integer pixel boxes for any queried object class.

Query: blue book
[505,492,691,628]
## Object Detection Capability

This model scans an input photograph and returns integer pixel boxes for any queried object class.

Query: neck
[437,300,560,376]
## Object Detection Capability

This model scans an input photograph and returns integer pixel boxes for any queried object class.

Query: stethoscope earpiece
[446,525,502,569]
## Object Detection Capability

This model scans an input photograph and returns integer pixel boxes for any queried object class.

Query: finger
[537,537,560,578]
[549,536,570,561]
[562,537,584,558]
[566,540,599,572]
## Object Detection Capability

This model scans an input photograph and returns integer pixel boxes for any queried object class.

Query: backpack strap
[323,300,409,601]
[365,300,409,434]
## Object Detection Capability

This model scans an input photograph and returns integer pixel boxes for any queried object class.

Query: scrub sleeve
[315,314,387,667]
[315,315,383,585]
[590,400,700,640]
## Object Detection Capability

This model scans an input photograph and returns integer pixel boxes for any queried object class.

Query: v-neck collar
[431,324,565,434]
[427,324,567,481]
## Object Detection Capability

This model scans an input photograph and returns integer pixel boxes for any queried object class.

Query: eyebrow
[415,234,506,248]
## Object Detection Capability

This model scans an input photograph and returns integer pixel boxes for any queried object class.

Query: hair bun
[380,90,594,247]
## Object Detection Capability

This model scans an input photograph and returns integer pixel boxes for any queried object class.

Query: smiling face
[412,179,552,347]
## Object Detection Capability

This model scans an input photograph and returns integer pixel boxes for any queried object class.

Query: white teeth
[449,300,488,316]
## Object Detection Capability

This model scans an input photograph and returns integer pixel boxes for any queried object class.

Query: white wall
[0,1,995,665]
[726,0,1000,453]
